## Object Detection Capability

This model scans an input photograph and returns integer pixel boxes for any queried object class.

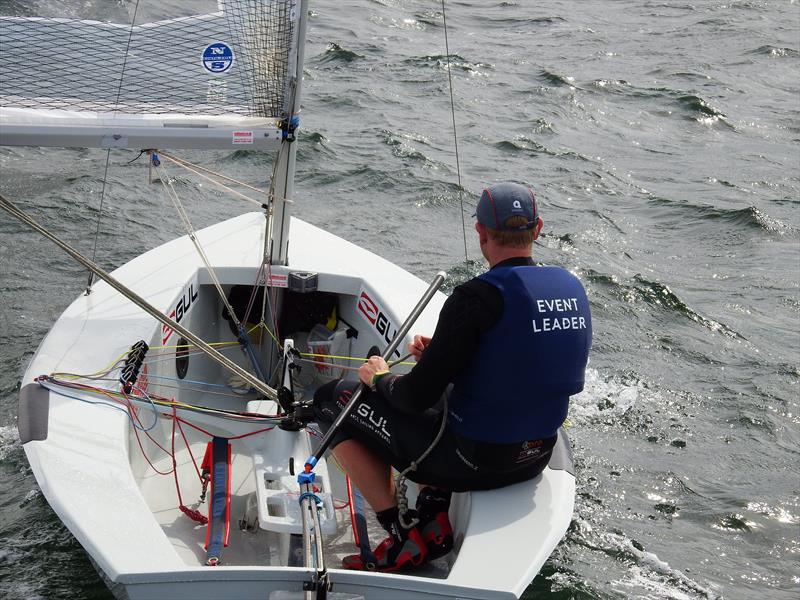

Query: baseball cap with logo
[474,182,539,231]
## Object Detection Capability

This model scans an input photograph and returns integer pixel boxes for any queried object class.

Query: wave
[648,196,793,234]
[411,182,471,212]
[750,45,799,58]
[381,130,438,165]
[582,269,744,339]
[486,15,565,25]
[0,425,21,462]
[589,79,630,93]
[538,69,575,87]
[576,78,733,128]
[296,132,334,161]
[677,94,726,119]
[565,516,722,599]
[221,149,272,163]
[494,136,589,161]
[442,259,485,293]
[569,368,643,426]
[317,42,363,64]
[404,54,493,75]
[633,275,743,339]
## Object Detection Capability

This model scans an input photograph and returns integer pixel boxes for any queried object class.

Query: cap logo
[513,200,522,209]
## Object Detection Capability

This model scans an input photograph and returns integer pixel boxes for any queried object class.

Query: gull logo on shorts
[516,439,543,463]
[355,402,390,442]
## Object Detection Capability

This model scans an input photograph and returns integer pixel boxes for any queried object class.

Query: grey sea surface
[1,1,798,599]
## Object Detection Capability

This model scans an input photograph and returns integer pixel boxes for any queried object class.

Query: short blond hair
[486,215,537,248]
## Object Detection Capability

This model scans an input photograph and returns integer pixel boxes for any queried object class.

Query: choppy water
[1,1,798,599]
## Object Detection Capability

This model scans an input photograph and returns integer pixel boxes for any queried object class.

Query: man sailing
[314,182,592,571]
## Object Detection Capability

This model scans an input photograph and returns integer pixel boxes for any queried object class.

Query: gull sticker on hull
[357,289,401,358]
[162,277,199,345]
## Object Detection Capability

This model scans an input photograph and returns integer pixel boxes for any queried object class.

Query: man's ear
[475,221,488,245]
[533,217,544,240]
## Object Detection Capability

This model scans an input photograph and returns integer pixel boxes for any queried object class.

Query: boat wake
[562,518,723,600]
[0,424,21,463]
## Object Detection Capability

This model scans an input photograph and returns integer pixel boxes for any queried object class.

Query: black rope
[86,1,141,294]
[441,0,468,262]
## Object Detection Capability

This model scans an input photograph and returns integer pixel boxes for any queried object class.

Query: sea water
[0,1,798,599]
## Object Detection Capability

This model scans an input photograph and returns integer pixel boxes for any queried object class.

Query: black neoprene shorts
[312,380,555,492]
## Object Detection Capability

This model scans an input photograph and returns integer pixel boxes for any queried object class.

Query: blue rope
[298,492,323,507]
[140,372,231,389]
[39,380,159,432]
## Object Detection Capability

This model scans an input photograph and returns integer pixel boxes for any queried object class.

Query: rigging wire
[157,152,268,207]
[154,161,245,336]
[441,0,469,262]
[85,0,141,294]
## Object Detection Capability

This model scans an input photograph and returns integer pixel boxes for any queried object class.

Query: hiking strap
[203,436,232,566]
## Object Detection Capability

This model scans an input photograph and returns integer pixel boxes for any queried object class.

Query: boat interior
[126,268,452,576]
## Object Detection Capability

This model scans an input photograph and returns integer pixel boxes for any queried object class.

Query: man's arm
[375,279,503,413]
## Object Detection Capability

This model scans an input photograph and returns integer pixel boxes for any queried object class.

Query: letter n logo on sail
[358,291,378,324]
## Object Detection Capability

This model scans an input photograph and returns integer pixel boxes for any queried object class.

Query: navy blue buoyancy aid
[448,265,592,443]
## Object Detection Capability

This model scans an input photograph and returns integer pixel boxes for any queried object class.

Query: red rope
[170,414,273,441]
[171,407,184,506]
[229,426,274,441]
[176,417,204,483]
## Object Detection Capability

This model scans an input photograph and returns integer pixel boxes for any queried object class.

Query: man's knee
[312,379,359,426]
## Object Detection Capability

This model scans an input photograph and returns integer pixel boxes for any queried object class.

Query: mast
[268,0,310,266]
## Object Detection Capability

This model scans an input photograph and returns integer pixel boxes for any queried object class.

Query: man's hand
[408,334,432,361]
[359,355,389,388]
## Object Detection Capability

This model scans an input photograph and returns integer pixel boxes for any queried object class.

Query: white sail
[0,1,299,150]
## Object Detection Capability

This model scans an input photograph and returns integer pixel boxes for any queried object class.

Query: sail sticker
[162,276,200,345]
[357,289,401,357]
[267,273,288,288]
[202,42,235,74]
[232,131,254,145]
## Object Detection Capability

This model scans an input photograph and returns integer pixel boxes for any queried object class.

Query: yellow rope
[299,351,414,367]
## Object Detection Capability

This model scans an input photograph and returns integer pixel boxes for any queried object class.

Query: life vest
[448,265,591,443]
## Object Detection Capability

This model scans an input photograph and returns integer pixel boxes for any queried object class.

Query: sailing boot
[416,487,453,561]
[342,506,427,572]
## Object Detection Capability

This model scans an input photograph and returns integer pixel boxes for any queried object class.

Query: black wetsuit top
[313,256,557,490]
[375,257,533,412]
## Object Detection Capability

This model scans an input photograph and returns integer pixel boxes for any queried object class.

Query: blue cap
[474,183,539,231]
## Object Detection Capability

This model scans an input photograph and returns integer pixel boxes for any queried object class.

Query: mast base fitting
[289,271,318,293]
[303,573,332,593]
[278,400,315,431]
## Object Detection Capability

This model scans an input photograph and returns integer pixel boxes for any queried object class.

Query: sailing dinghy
[1,2,576,598]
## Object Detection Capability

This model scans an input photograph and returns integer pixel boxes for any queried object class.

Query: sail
[0,1,300,150]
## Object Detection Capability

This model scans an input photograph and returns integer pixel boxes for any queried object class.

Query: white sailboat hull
[20,212,575,599]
